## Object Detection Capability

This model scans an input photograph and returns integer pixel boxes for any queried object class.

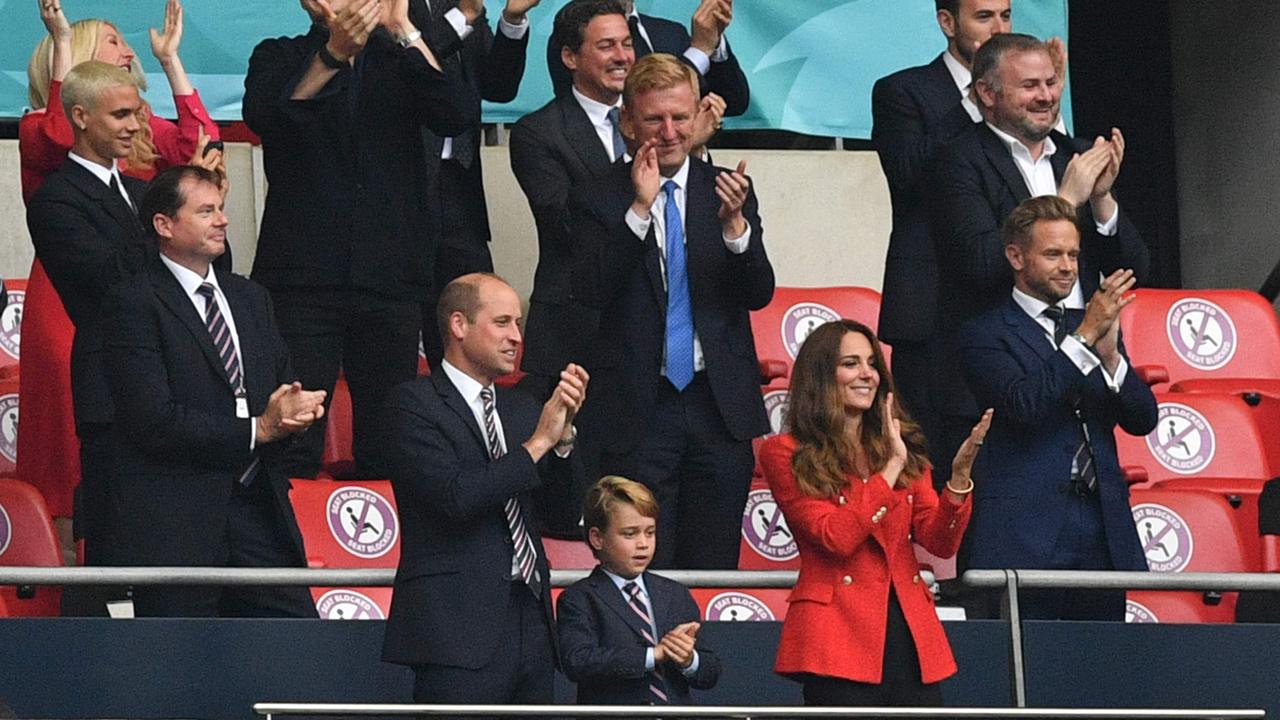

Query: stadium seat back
[321,377,355,478]
[1147,477,1265,571]
[309,586,393,620]
[288,479,401,569]
[0,376,18,478]
[1114,392,1271,485]
[1127,488,1251,623]
[0,279,28,380]
[1119,289,1280,392]
[543,537,597,569]
[749,286,887,388]
[0,478,63,616]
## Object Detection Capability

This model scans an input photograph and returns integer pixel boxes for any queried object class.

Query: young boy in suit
[557,476,722,704]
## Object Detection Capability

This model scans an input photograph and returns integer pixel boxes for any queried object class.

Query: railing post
[1005,570,1027,708]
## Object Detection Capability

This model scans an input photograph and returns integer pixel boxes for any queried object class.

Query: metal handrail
[0,567,798,588]
[962,569,1280,591]
[251,703,1263,719]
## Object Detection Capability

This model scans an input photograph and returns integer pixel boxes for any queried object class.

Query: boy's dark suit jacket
[557,566,721,704]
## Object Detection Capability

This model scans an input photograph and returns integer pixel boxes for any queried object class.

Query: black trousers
[130,480,318,618]
[886,340,944,472]
[412,582,555,712]
[800,590,943,710]
[599,373,754,569]
[269,288,420,479]
[420,159,494,373]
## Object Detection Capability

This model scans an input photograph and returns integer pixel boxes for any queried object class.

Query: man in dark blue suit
[103,166,327,617]
[546,0,748,117]
[571,54,773,569]
[870,0,1009,466]
[558,476,720,704]
[960,196,1157,620]
[381,273,588,704]
[931,32,1150,487]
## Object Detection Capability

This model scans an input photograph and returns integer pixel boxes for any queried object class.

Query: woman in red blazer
[759,319,991,707]
[18,0,219,529]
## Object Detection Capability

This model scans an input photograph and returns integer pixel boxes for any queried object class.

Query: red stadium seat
[1127,488,1252,623]
[738,475,800,571]
[0,376,17,478]
[320,377,355,478]
[543,537,597,569]
[0,478,63,616]
[749,286,887,388]
[1147,478,1266,571]
[288,479,400,619]
[1118,289,1280,393]
[689,587,790,621]
[1114,392,1271,486]
[0,279,27,380]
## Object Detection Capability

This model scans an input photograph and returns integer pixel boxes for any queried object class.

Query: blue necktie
[663,180,695,391]
[606,107,627,162]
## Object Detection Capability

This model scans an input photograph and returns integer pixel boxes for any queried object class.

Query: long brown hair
[787,320,930,497]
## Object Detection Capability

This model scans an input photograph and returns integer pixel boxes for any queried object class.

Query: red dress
[17,79,218,517]
[758,433,971,686]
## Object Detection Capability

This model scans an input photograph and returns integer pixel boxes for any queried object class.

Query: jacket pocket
[787,581,834,605]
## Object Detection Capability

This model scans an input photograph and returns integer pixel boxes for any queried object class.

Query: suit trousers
[799,589,943,710]
[599,372,754,570]
[412,581,555,711]
[420,159,495,372]
[887,340,943,474]
[130,479,318,618]
[269,288,420,478]
[1016,489,1125,621]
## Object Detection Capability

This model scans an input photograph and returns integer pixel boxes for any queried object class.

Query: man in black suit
[931,32,1150,484]
[547,0,748,117]
[243,0,477,479]
[571,54,773,569]
[870,0,1009,465]
[960,196,1156,620]
[102,166,327,617]
[382,273,588,704]
[417,0,539,369]
[25,61,152,564]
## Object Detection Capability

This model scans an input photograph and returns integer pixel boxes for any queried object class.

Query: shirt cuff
[1060,335,1102,377]
[723,226,751,254]
[552,426,576,458]
[644,647,655,671]
[445,7,473,40]
[683,46,712,76]
[1095,206,1119,236]
[626,207,652,241]
[498,13,529,39]
[1105,355,1129,391]
[249,419,257,451]
[682,650,701,676]
[710,35,728,62]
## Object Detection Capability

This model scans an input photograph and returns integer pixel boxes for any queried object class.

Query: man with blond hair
[572,53,773,570]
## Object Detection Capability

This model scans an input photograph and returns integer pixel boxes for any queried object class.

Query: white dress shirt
[159,253,255,449]
[623,157,750,376]
[1010,286,1127,391]
[600,567,700,675]
[67,151,134,209]
[572,86,625,162]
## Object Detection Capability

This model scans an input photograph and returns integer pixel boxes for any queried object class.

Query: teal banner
[0,0,1070,137]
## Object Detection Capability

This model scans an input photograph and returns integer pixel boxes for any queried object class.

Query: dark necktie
[108,173,133,210]
[606,107,627,162]
[629,15,651,58]
[662,180,694,390]
[196,283,258,485]
[622,581,669,704]
[480,387,540,594]
[1042,304,1068,346]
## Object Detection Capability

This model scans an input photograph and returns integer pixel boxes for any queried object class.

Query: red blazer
[759,433,971,685]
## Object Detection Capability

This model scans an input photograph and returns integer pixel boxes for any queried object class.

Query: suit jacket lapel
[925,53,964,116]
[432,371,487,452]
[591,567,655,643]
[148,257,235,385]
[64,161,144,238]
[560,95,613,175]
[219,272,264,396]
[978,125,1031,204]
[1002,297,1055,361]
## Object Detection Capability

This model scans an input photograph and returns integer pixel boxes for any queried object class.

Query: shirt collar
[662,157,692,193]
[159,253,217,298]
[571,86,621,126]
[601,566,648,596]
[1011,285,1059,322]
[941,49,971,97]
[67,151,121,188]
[441,358,491,407]
[985,121,1057,163]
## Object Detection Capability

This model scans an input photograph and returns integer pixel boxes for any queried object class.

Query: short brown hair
[435,272,508,345]
[1002,195,1079,251]
[582,476,658,551]
[622,53,697,107]
[972,32,1049,94]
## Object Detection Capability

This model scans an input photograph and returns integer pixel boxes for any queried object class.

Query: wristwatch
[317,45,346,70]
[1069,332,1095,351]
[397,29,423,48]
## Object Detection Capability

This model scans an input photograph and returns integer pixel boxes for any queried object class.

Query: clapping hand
[715,159,749,237]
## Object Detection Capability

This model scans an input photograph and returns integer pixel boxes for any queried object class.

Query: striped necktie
[196,283,258,485]
[480,387,540,595]
[623,581,670,704]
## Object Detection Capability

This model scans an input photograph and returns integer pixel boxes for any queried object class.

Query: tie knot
[196,283,216,299]
[623,581,639,598]
[607,106,621,126]
[662,179,678,197]
[480,386,495,407]
[1042,305,1065,323]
